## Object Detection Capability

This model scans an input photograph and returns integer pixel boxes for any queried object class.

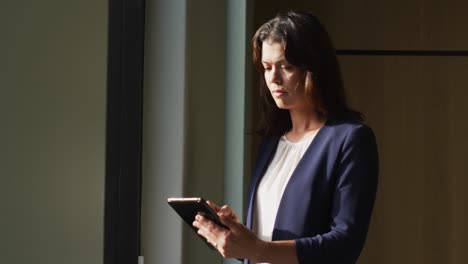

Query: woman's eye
[281,65,292,70]
[263,66,271,71]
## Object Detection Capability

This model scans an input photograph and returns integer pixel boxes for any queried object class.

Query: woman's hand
[206,200,239,222]
[192,203,265,261]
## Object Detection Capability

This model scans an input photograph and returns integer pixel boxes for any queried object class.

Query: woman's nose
[270,68,282,84]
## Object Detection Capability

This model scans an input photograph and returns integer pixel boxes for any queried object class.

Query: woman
[193,11,378,264]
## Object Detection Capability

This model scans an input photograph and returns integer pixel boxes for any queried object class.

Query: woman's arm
[294,125,379,263]
[256,240,298,264]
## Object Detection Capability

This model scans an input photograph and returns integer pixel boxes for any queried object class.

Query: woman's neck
[285,108,325,142]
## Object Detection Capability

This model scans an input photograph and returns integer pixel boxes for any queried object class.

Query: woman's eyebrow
[261,59,288,64]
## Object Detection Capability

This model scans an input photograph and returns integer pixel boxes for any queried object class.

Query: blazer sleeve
[295,125,379,264]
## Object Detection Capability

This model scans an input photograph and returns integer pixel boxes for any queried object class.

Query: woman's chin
[275,103,291,110]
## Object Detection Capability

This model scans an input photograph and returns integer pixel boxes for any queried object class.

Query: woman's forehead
[261,41,286,62]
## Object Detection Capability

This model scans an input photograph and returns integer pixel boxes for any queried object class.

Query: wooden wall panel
[253,0,468,50]
[339,56,468,264]
[444,58,468,263]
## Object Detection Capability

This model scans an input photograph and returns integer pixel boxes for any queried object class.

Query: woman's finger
[219,213,242,232]
[197,214,226,237]
[219,205,240,222]
[207,200,221,212]
[194,215,219,245]
[219,205,233,214]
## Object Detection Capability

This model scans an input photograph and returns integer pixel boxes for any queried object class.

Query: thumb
[207,200,221,213]
[219,205,239,222]
[219,213,242,232]
[219,205,234,215]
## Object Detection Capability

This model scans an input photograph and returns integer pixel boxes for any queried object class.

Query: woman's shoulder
[324,119,376,142]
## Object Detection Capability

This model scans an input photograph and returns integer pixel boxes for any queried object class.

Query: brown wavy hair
[253,11,363,138]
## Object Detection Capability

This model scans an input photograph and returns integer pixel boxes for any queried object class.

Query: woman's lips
[272,89,287,96]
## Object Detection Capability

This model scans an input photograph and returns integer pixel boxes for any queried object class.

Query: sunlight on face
[261,41,308,110]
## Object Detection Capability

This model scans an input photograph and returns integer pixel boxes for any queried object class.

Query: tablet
[167,197,229,249]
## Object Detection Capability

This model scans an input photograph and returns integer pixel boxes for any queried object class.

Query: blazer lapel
[245,138,278,228]
[271,121,333,239]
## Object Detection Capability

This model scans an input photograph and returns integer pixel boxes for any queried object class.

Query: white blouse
[253,133,316,262]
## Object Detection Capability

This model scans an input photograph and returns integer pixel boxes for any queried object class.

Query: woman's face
[261,41,309,110]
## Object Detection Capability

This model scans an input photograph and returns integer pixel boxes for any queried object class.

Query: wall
[0,1,107,264]
[141,1,252,264]
[141,1,189,263]
[253,0,468,263]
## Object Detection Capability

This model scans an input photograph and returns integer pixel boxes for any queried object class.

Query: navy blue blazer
[244,120,379,264]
